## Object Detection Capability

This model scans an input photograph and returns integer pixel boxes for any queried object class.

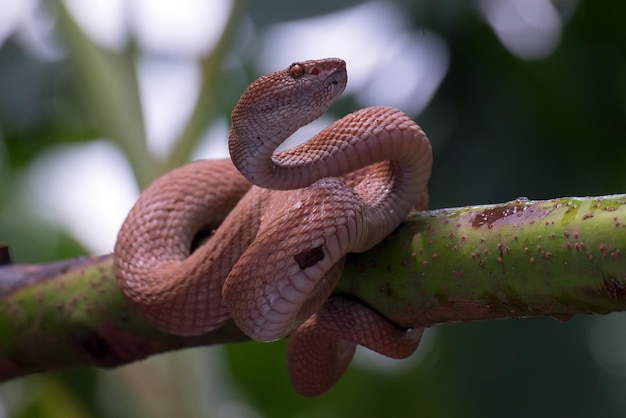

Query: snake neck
[230,105,431,192]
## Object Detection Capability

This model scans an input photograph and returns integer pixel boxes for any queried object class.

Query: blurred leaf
[0,38,96,170]
[19,374,97,418]
[434,317,615,418]
[50,0,156,188]
[227,339,452,418]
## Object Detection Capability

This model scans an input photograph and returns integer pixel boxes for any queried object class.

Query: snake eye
[289,63,304,78]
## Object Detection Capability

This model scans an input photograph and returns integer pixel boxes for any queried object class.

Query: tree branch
[1,194,624,382]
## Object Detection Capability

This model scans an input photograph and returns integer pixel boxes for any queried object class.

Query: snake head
[282,58,348,112]
[235,58,347,122]
[229,59,347,164]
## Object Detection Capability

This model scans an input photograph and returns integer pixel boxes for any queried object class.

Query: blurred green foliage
[1,0,625,417]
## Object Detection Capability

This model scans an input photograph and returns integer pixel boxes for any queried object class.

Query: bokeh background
[1,0,626,417]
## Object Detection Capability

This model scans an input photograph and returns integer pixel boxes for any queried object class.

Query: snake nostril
[293,246,324,269]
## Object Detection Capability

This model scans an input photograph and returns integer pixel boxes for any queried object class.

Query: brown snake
[114,58,432,396]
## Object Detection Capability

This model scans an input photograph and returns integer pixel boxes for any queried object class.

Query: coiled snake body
[114,58,432,396]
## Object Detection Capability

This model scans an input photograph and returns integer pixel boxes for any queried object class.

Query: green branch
[338,194,626,325]
[1,195,624,382]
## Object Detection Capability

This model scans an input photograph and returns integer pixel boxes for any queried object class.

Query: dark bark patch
[79,332,115,364]
[471,202,549,229]
[604,276,624,300]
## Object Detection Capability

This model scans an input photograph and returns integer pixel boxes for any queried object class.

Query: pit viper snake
[114,58,432,396]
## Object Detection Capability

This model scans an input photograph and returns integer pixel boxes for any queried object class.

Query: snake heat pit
[114,58,433,396]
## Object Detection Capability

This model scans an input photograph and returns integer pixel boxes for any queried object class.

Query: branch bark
[1,194,625,382]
